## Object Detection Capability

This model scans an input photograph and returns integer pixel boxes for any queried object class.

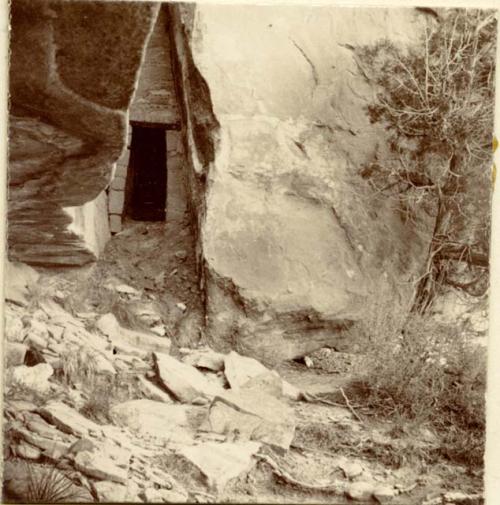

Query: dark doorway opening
[124,123,167,221]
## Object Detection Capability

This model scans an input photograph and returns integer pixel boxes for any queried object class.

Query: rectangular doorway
[124,124,167,221]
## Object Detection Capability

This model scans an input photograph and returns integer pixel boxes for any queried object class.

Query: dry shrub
[349,287,486,467]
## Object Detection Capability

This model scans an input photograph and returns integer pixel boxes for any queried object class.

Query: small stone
[154,352,223,403]
[150,324,166,337]
[115,284,140,295]
[25,332,48,351]
[15,441,41,460]
[175,250,188,261]
[68,438,97,455]
[5,313,25,342]
[345,481,375,501]
[93,481,127,502]
[11,363,53,393]
[304,356,314,368]
[338,460,364,479]
[6,342,28,367]
[373,485,398,502]
[182,348,225,372]
[176,302,187,312]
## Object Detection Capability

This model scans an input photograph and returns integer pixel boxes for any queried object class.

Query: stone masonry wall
[108,7,183,234]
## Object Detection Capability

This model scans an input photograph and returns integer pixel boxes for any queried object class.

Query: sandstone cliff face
[171,5,434,362]
[8,0,158,266]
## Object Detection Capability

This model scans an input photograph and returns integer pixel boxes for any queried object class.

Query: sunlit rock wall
[171,4,434,363]
[8,0,158,266]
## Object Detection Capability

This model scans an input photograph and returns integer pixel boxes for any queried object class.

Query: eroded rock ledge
[8,0,159,266]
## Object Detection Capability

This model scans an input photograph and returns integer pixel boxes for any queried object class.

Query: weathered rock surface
[224,351,301,400]
[154,352,223,403]
[6,343,28,367]
[74,449,129,484]
[8,0,159,265]
[109,399,199,445]
[38,401,103,437]
[177,441,261,492]
[182,347,225,371]
[207,389,296,451]
[10,363,53,393]
[169,4,433,362]
[97,313,171,355]
[136,375,174,403]
[4,261,40,305]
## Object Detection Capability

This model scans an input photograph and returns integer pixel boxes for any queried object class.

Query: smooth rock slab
[136,376,173,403]
[154,352,223,403]
[38,401,103,437]
[98,313,171,355]
[15,440,41,460]
[93,481,127,502]
[345,481,376,501]
[109,399,198,445]
[224,351,268,390]
[224,351,301,400]
[5,261,40,306]
[177,441,261,492]
[74,449,128,484]
[6,343,28,367]
[207,389,295,452]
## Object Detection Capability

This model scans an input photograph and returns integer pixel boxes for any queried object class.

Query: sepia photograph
[2,1,498,504]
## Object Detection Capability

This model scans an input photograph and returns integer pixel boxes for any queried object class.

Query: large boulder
[169,4,434,362]
[8,0,159,265]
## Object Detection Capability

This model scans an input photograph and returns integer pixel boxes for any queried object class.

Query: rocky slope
[3,222,485,504]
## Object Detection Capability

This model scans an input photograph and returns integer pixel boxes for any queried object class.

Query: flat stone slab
[154,352,223,403]
[136,375,173,403]
[182,348,225,371]
[207,389,296,452]
[74,448,129,484]
[224,351,268,390]
[38,401,103,437]
[98,313,171,355]
[109,399,199,445]
[6,343,28,367]
[177,441,261,492]
[224,351,301,400]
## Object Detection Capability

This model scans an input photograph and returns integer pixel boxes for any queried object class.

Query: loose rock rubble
[3,255,485,504]
[3,266,305,502]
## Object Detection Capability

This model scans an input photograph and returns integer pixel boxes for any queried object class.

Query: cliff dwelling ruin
[4,1,497,503]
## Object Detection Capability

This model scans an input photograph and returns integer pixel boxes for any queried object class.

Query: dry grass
[346,289,486,467]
